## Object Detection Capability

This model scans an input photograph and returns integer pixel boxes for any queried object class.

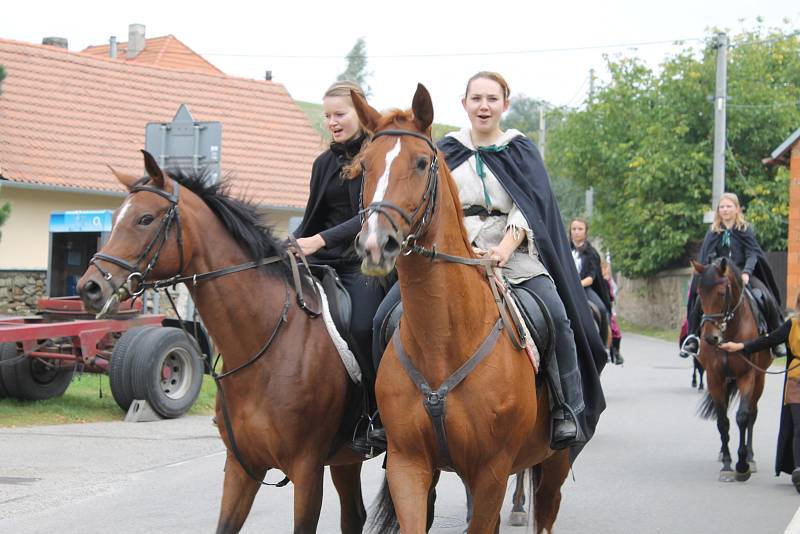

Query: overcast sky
[2,1,798,126]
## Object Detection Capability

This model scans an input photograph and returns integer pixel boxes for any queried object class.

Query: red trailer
[0,296,209,418]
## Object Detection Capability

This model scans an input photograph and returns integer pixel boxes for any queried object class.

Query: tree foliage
[337,38,372,97]
[547,24,800,277]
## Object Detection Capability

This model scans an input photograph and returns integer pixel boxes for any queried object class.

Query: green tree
[548,24,800,277]
[337,37,371,97]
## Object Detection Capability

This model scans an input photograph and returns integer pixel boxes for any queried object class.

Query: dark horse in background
[77,152,371,533]
[351,85,570,534]
[692,258,773,482]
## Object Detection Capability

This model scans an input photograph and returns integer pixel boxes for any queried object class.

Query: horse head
[692,257,743,346]
[351,84,438,276]
[78,151,191,315]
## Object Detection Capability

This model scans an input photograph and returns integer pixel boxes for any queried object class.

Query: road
[1,333,799,533]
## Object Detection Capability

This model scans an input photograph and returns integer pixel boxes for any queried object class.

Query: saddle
[307,264,353,343]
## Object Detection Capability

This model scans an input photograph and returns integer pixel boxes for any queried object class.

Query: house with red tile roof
[0,32,323,313]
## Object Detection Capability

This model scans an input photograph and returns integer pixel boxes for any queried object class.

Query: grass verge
[0,373,216,428]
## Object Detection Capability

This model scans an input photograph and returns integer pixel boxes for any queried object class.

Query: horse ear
[108,165,139,191]
[351,90,381,133]
[691,260,705,274]
[411,83,434,133]
[141,150,165,189]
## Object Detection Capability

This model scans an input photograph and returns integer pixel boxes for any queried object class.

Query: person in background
[680,192,783,359]
[570,218,612,352]
[601,259,623,365]
[719,292,800,494]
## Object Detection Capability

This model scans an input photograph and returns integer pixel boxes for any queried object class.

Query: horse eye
[416,157,428,172]
[137,214,155,226]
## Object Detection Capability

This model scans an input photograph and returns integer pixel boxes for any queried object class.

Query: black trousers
[337,266,387,387]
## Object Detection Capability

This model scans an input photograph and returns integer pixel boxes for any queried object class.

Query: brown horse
[77,152,370,533]
[692,258,773,482]
[351,84,569,533]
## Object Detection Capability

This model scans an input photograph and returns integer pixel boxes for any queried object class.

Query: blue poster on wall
[49,211,113,233]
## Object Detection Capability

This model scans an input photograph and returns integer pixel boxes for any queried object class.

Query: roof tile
[0,38,323,209]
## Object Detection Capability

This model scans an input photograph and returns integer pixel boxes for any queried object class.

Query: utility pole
[538,104,547,160]
[586,68,595,216]
[706,32,728,223]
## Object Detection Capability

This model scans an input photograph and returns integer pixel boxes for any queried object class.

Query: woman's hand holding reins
[719,341,745,353]
[741,272,750,285]
[294,234,326,256]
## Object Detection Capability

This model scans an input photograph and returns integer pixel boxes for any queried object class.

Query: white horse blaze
[109,198,133,240]
[365,139,401,258]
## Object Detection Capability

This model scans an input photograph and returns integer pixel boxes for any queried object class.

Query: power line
[200,37,704,60]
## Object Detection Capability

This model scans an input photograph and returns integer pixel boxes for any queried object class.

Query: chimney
[127,23,146,59]
[109,36,117,58]
[42,37,68,50]
[265,70,272,81]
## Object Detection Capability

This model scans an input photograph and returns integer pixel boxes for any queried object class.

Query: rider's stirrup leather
[679,334,700,359]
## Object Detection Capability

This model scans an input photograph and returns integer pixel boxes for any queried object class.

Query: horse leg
[691,366,698,388]
[534,451,570,534]
[734,397,753,481]
[425,470,441,532]
[330,463,366,534]
[385,455,434,534]
[289,460,325,534]
[747,407,758,473]
[699,364,705,391]
[464,468,509,534]
[716,404,735,482]
[215,453,264,534]
[508,471,528,526]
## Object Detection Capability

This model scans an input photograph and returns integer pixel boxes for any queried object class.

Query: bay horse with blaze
[352,84,570,533]
[77,152,372,533]
[692,257,773,481]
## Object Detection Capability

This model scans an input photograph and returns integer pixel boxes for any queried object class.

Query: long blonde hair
[711,192,749,232]
[323,80,365,100]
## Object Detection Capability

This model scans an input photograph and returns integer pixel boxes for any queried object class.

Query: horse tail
[697,381,738,420]
[366,475,399,534]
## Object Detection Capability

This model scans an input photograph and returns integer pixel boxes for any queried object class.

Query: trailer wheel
[1,343,75,401]
[109,326,158,411]
[131,328,203,418]
[0,342,17,398]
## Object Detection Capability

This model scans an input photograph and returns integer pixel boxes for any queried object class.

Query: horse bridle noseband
[700,274,745,334]
[90,178,185,299]
[359,129,440,250]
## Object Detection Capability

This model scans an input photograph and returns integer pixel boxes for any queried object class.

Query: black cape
[293,138,365,266]
[438,133,607,451]
[688,225,782,314]
[776,352,796,476]
[573,240,612,313]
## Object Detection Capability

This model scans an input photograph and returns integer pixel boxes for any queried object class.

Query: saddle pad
[314,281,362,384]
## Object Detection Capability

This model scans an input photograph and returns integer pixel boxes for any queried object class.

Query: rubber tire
[131,327,203,419]
[0,342,74,401]
[108,326,159,411]
[0,342,17,398]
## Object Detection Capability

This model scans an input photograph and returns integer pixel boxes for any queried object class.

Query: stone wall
[0,270,46,315]
[616,267,692,331]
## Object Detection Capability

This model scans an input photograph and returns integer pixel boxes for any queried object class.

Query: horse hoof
[508,511,528,526]
[719,470,736,482]
[735,470,751,482]
[698,384,704,391]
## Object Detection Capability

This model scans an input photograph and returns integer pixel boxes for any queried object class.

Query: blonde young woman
[681,192,783,358]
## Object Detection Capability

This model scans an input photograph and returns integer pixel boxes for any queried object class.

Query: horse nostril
[82,280,102,303]
[383,235,401,257]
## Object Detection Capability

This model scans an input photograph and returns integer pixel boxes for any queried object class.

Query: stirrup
[679,334,699,359]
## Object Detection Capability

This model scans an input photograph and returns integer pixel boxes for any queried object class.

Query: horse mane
[140,170,288,272]
[439,160,478,256]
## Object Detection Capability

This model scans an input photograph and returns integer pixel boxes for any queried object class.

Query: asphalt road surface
[1,333,799,533]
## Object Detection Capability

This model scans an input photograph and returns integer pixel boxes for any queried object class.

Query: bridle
[90,178,184,300]
[359,129,440,251]
[699,271,745,335]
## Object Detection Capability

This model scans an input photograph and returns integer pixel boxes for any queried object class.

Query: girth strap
[393,318,503,469]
